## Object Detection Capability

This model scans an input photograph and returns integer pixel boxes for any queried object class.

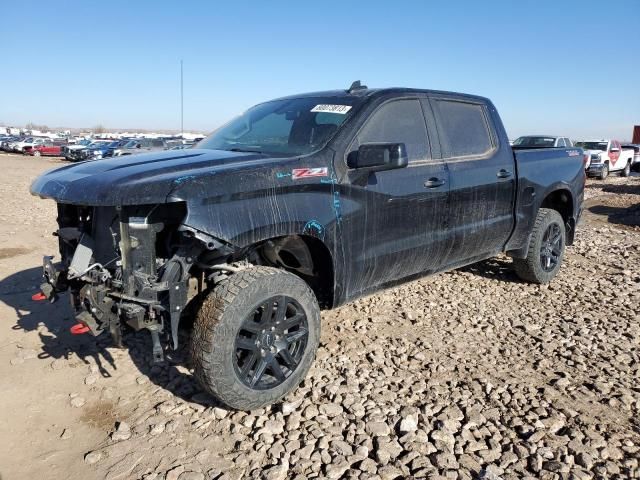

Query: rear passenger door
[427,95,515,266]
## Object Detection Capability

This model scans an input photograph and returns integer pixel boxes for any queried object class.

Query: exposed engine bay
[40,202,326,362]
[42,202,222,361]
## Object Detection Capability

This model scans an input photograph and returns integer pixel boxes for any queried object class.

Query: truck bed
[505,147,585,257]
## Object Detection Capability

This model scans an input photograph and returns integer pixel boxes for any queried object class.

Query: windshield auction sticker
[311,104,352,114]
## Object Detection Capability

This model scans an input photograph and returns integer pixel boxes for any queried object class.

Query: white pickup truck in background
[577,139,634,179]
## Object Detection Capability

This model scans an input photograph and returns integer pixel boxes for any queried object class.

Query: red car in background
[25,142,64,157]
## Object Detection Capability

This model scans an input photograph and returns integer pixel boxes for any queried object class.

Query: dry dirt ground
[0,154,638,480]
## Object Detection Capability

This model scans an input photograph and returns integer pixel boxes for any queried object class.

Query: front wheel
[599,162,609,180]
[513,208,566,284]
[33,150,41,157]
[191,266,320,410]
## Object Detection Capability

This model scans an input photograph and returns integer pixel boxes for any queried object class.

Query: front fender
[181,185,339,251]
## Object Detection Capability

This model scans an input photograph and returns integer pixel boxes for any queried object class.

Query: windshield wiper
[227,147,266,154]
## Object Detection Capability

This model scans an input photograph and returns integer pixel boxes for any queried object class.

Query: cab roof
[272,87,491,105]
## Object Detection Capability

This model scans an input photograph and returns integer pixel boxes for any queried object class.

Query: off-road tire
[513,208,566,284]
[621,161,631,177]
[191,266,320,410]
[599,162,609,180]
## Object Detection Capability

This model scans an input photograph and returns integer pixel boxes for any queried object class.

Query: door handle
[424,177,445,188]
[497,169,512,179]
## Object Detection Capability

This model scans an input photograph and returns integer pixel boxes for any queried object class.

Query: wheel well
[249,235,334,309]
[540,189,575,244]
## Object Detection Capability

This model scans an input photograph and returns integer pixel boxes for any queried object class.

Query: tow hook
[32,283,57,303]
[70,323,91,335]
[31,292,47,301]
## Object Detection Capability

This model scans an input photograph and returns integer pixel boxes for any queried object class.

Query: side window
[564,138,573,147]
[351,99,429,162]
[431,99,493,158]
[557,138,566,147]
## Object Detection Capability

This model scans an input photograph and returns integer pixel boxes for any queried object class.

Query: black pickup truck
[31,83,585,409]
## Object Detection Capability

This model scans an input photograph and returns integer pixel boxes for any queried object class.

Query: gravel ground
[0,154,638,480]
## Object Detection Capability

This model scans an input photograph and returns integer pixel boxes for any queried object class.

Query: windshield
[513,136,556,147]
[198,96,360,155]
[124,140,139,148]
[24,137,34,143]
[576,141,608,151]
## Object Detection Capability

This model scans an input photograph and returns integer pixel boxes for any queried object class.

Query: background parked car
[0,136,21,151]
[63,139,93,161]
[103,139,132,157]
[577,139,635,179]
[112,138,168,156]
[27,141,65,157]
[84,140,122,160]
[12,137,49,153]
[512,135,573,148]
[68,140,115,161]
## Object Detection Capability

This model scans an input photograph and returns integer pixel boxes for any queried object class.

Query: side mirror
[347,143,408,172]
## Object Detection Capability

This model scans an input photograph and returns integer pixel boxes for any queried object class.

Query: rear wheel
[621,161,631,177]
[191,266,320,410]
[513,208,566,284]
[33,150,41,157]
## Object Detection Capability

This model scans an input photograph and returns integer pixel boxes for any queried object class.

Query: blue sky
[1,0,638,139]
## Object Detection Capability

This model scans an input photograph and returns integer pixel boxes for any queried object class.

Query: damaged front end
[40,202,223,362]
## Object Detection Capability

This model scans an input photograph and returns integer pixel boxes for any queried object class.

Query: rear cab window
[430,98,495,158]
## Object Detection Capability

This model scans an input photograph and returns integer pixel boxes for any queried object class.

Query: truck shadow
[0,266,210,406]
[1,257,535,405]
[587,203,640,227]
[584,181,640,227]
[458,257,522,283]
[585,180,640,196]
[0,266,117,376]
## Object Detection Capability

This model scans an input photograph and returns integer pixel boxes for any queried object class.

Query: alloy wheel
[234,296,308,390]
[539,223,563,272]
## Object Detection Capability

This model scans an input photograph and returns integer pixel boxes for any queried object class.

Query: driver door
[339,97,451,298]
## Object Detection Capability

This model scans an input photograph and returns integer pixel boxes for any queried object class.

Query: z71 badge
[292,167,328,180]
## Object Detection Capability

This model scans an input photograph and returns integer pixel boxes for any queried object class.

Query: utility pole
[180,59,184,138]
